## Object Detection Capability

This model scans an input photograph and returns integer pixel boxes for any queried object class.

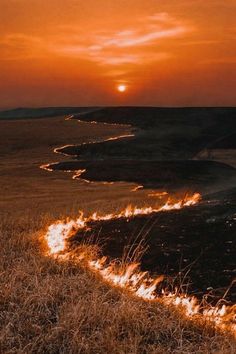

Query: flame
[53,134,135,157]
[148,191,169,197]
[45,193,201,255]
[42,192,236,335]
[131,185,143,192]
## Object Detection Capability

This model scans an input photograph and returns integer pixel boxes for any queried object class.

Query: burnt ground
[71,188,236,304]
[49,107,236,192]
[62,107,236,160]
[47,107,236,304]
[49,159,236,193]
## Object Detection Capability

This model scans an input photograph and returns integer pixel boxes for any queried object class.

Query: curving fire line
[42,192,236,335]
[53,133,135,157]
[45,193,201,255]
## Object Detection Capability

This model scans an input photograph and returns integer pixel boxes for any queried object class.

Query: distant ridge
[0,107,97,120]
[0,106,235,120]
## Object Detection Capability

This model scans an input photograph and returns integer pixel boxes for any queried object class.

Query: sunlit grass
[0,214,235,353]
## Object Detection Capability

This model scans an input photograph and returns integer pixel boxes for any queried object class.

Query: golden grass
[0,215,235,353]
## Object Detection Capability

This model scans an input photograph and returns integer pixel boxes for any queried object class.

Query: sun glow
[117,84,127,92]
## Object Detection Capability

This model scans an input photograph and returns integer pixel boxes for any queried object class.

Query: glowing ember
[42,192,236,335]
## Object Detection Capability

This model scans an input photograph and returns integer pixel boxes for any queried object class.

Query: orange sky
[0,0,236,108]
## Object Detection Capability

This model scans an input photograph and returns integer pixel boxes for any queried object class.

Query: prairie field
[0,113,235,353]
[2,0,236,351]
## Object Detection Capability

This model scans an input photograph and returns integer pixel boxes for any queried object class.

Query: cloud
[54,12,190,67]
[91,13,187,49]
[180,39,220,46]
[147,12,174,22]
[91,52,171,66]
[0,33,44,60]
[96,27,185,48]
[201,57,236,64]
[0,12,190,75]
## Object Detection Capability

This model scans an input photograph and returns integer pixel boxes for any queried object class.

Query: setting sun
[117,84,127,93]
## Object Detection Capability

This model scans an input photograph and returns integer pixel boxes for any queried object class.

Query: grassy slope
[0,116,235,353]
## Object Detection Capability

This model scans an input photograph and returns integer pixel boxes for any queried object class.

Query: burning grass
[45,193,201,255]
[41,193,236,346]
[1,214,236,354]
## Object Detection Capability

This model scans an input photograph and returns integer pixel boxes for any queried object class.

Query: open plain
[0,108,236,353]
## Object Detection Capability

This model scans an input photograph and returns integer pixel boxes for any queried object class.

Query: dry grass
[0,214,235,354]
[0,116,235,353]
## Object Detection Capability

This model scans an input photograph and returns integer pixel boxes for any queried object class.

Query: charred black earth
[49,107,236,192]
[71,189,236,304]
[49,159,236,193]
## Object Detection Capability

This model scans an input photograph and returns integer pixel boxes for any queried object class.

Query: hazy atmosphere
[1,2,236,353]
[1,0,236,108]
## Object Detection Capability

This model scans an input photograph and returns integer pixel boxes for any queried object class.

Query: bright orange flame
[45,193,201,256]
[42,192,236,335]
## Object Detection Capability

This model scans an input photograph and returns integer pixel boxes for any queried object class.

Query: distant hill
[0,107,98,120]
[72,106,236,129]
